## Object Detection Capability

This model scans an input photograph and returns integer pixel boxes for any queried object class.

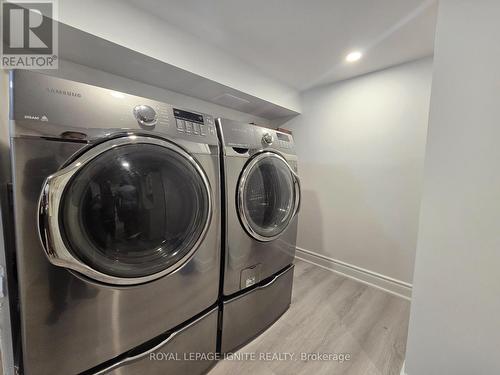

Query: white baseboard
[295,247,412,300]
[400,360,407,375]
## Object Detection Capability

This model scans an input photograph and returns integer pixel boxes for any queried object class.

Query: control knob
[133,105,157,127]
[262,132,273,145]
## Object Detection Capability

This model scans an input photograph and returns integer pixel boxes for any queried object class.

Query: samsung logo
[46,88,82,98]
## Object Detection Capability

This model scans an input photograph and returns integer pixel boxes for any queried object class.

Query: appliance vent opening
[212,93,251,108]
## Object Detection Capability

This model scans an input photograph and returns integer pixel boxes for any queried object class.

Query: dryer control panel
[218,118,296,155]
[253,124,296,154]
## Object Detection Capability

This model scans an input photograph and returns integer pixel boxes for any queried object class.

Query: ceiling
[127,0,438,91]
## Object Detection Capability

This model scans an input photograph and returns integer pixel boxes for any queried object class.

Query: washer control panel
[11,70,219,145]
[173,108,216,137]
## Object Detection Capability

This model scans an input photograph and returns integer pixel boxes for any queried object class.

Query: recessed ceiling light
[346,51,362,62]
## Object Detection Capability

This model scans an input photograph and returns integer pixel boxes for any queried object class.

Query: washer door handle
[38,167,83,264]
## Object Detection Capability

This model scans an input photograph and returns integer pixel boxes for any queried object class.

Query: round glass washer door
[237,152,300,242]
[38,135,212,285]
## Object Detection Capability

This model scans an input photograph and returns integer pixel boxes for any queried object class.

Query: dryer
[217,119,300,352]
[9,71,220,374]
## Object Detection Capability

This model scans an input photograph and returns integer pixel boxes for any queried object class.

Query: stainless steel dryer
[216,119,300,352]
[9,71,220,374]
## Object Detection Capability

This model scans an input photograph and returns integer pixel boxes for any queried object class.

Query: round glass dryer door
[237,152,300,241]
[38,136,211,285]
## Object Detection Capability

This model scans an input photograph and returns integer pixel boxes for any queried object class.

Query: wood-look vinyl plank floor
[209,260,410,375]
[0,260,409,375]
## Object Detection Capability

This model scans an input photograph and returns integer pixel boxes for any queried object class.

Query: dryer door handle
[280,158,300,218]
[292,171,301,217]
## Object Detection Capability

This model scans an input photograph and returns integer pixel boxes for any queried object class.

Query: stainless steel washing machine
[216,119,300,352]
[9,71,220,374]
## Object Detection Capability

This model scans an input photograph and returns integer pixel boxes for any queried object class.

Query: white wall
[40,59,270,125]
[405,1,500,374]
[57,0,301,113]
[284,57,432,285]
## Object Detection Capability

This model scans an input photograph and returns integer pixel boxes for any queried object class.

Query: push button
[176,119,185,132]
[193,123,200,134]
[185,121,193,133]
[200,124,207,135]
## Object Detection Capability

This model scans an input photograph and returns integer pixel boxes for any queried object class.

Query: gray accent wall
[283,57,433,285]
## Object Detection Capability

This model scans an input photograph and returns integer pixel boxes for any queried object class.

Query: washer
[216,119,301,352]
[9,71,220,374]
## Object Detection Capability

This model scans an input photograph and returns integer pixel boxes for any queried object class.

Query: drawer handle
[92,308,215,374]
[92,333,178,374]
[256,265,292,290]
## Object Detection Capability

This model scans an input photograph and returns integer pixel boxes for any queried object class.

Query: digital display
[173,108,204,124]
[276,132,290,142]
